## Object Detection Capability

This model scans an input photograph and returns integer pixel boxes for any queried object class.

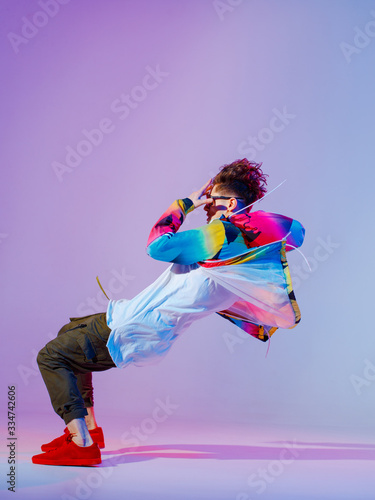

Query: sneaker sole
[32,456,101,466]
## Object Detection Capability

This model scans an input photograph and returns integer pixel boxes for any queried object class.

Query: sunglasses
[205,194,245,202]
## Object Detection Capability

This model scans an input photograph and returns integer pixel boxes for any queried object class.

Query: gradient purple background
[1,0,374,459]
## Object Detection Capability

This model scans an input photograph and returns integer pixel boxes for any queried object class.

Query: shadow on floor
[100,441,375,467]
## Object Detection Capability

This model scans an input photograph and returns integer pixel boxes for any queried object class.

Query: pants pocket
[75,333,99,363]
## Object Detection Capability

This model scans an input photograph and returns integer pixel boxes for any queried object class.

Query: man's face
[204,185,232,224]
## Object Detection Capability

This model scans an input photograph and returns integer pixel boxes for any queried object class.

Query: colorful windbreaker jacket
[146,198,305,342]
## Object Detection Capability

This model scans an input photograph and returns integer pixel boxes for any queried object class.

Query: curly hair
[211,159,268,210]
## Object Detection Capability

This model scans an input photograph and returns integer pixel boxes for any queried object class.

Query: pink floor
[2,414,374,500]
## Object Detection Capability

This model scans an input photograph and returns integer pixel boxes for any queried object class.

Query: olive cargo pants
[37,312,116,425]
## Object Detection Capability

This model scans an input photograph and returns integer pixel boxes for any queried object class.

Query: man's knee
[36,346,49,368]
[36,340,58,369]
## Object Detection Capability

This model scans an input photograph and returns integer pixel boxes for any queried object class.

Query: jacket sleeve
[146,198,226,265]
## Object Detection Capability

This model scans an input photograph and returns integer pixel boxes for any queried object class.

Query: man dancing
[32,159,304,466]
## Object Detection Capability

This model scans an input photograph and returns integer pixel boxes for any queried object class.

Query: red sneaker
[41,427,105,451]
[33,435,101,466]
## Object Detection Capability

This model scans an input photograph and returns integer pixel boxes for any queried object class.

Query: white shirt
[106,262,238,368]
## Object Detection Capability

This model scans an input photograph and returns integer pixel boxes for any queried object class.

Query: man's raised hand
[188,179,214,208]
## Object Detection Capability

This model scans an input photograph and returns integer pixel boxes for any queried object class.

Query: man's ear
[224,198,236,217]
[229,197,239,211]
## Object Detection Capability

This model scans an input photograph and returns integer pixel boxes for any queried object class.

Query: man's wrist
[181,198,195,214]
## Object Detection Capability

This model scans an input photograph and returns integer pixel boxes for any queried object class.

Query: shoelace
[43,432,75,454]
[65,433,76,443]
